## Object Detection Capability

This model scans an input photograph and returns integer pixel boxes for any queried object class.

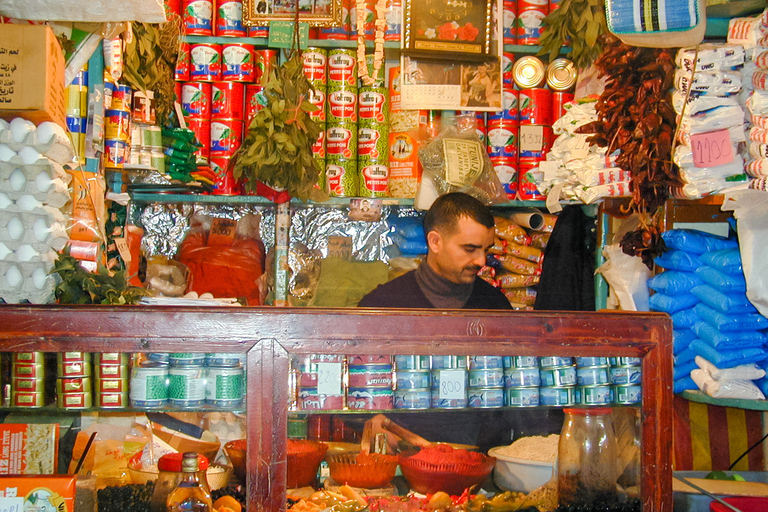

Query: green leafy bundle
[232,53,328,202]
[52,252,147,305]
[537,0,608,70]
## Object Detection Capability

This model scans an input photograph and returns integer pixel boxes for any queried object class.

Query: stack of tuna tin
[57,352,92,409]
[346,355,394,410]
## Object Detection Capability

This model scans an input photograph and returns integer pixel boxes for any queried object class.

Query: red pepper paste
[410,444,486,465]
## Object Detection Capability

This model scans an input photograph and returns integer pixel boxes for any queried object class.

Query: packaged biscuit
[0,424,59,475]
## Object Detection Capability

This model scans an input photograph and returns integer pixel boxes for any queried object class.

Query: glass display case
[0,306,672,511]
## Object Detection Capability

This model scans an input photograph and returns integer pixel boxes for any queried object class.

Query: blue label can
[504,387,540,407]
[611,366,642,385]
[540,366,577,387]
[396,370,431,389]
[468,355,504,369]
[540,386,580,406]
[579,385,613,405]
[469,368,505,387]
[430,388,468,408]
[394,388,431,409]
[539,356,573,368]
[431,355,467,369]
[614,384,642,404]
[468,387,505,408]
[504,367,541,387]
[576,366,611,386]
[395,355,431,370]
[610,357,642,366]
[503,356,539,369]
[575,357,609,367]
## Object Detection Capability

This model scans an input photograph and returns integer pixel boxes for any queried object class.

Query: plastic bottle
[165,452,212,512]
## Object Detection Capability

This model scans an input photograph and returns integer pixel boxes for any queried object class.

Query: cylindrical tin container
[307,86,327,123]
[431,355,467,369]
[396,355,431,370]
[105,109,130,141]
[358,158,389,197]
[385,0,402,41]
[205,353,243,367]
[254,49,278,86]
[539,356,573,368]
[98,392,129,408]
[245,84,265,124]
[347,366,393,388]
[487,118,518,159]
[130,363,169,408]
[57,392,92,409]
[540,366,577,387]
[396,370,431,389]
[66,85,87,117]
[222,43,255,82]
[503,367,541,387]
[503,0,517,44]
[468,368,505,387]
[516,4,548,44]
[348,355,392,365]
[210,119,243,156]
[144,353,171,365]
[303,47,328,85]
[183,0,214,36]
[575,357,609,367]
[58,362,91,378]
[310,354,345,364]
[502,52,515,86]
[298,388,344,410]
[546,58,577,91]
[431,368,468,390]
[468,387,505,408]
[519,88,552,125]
[12,378,44,393]
[614,384,642,404]
[347,388,393,410]
[575,365,610,386]
[539,386,579,406]
[312,130,326,160]
[317,24,348,40]
[13,353,44,363]
[111,85,133,111]
[326,123,357,159]
[57,377,92,393]
[358,123,387,159]
[105,139,126,168]
[248,25,269,37]
[518,125,553,163]
[12,391,44,408]
[175,42,191,81]
[610,357,642,366]
[181,82,212,119]
[327,87,358,124]
[212,82,244,119]
[610,365,642,385]
[512,55,546,88]
[394,388,431,409]
[205,366,244,407]
[214,0,246,37]
[468,355,504,370]
[504,386,539,407]
[328,49,357,88]
[518,162,546,201]
[503,356,539,368]
[96,353,130,365]
[578,385,613,405]
[168,365,207,407]
[431,388,468,408]
[96,364,129,380]
[358,86,388,123]
[170,353,206,366]
[190,43,222,81]
[325,157,357,197]
[492,156,518,198]
[96,378,129,393]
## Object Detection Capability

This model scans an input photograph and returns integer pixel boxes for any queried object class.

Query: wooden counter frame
[0,306,673,511]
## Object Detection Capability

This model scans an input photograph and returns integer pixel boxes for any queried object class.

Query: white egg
[36,121,65,145]
[16,195,42,211]
[14,244,38,262]
[4,265,22,288]
[8,168,26,192]
[0,144,16,162]
[31,266,47,289]
[6,217,24,240]
[18,146,41,165]
[9,118,35,143]
[0,243,11,260]
[0,193,12,209]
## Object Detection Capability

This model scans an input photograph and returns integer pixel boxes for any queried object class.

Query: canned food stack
[502,0,517,45]
[467,356,505,408]
[430,355,468,408]
[316,0,402,41]
[0,118,74,304]
[502,355,540,407]
[347,355,393,410]
[128,119,163,171]
[204,353,245,409]
[11,352,46,408]
[167,353,208,408]
[358,79,390,197]
[516,0,548,45]
[487,67,520,197]
[130,355,170,409]
[303,48,329,192]
[610,357,642,404]
[104,82,133,169]
[326,48,360,196]
[180,0,262,38]
[94,353,130,409]
[57,352,92,409]
[575,356,613,406]
[394,355,431,409]
[296,354,346,410]
[64,65,88,162]
[387,66,422,199]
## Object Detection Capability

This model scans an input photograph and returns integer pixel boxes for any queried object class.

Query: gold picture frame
[243,0,343,27]
[403,0,493,59]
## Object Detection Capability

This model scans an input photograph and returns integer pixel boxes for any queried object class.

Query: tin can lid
[546,58,577,91]
[513,56,546,89]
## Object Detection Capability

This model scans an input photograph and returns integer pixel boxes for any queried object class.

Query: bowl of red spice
[327,452,399,489]
[398,444,495,496]
[287,439,329,488]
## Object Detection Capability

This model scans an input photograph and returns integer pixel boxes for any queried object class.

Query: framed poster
[243,0,343,27]
[403,0,494,58]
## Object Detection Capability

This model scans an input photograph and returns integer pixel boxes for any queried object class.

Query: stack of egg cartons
[0,118,74,303]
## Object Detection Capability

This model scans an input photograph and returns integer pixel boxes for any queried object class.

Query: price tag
[208,218,237,246]
[327,235,353,260]
[317,362,342,395]
[691,129,734,168]
[437,369,466,400]
[519,125,544,153]
[114,237,132,263]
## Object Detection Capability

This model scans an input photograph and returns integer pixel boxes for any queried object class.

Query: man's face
[427,216,495,284]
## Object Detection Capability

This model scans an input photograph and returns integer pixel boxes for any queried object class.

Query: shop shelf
[679,390,768,411]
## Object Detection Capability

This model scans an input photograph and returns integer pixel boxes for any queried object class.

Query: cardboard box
[0,25,66,127]
[0,424,60,475]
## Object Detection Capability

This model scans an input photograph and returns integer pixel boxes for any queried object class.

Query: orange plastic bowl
[327,452,398,489]
[224,439,247,483]
[287,440,328,488]
[398,453,496,496]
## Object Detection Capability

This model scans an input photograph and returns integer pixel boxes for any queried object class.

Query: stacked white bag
[538,95,632,204]
[0,118,75,304]
[673,44,749,198]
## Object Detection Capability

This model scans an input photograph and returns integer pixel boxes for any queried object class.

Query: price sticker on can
[317,362,343,395]
[437,369,466,400]
[691,129,733,168]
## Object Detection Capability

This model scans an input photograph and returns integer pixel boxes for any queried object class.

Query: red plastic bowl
[287,440,328,488]
[710,497,768,512]
[398,453,496,495]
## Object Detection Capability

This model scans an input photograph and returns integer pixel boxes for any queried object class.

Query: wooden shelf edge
[679,390,768,411]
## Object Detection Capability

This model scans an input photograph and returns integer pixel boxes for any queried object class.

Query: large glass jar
[557,407,619,507]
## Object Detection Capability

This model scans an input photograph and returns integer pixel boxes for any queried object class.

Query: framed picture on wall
[243,0,343,26]
[403,0,494,59]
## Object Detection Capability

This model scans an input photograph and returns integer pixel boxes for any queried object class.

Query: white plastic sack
[691,369,765,399]
[595,244,653,311]
[0,0,166,22]
[694,356,766,381]
[722,189,768,317]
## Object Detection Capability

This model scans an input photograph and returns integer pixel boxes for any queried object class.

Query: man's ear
[427,230,441,252]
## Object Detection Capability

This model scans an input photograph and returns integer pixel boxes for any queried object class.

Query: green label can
[358,122,389,160]
[168,365,206,407]
[327,86,358,124]
[325,155,358,197]
[358,86,388,123]
[205,366,244,407]
[328,48,357,88]
[130,363,169,408]
[326,123,357,160]
[358,157,389,197]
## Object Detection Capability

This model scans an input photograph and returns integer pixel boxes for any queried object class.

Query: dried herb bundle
[52,252,147,305]
[538,0,607,70]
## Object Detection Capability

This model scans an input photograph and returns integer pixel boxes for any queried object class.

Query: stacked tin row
[502,0,564,46]
[103,81,134,169]
[170,0,269,38]
[347,355,393,410]
[312,0,402,41]
[64,66,88,162]
[295,354,345,410]
[127,94,164,171]
[10,352,46,407]
[56,352,92,409]
[94,353,130,409]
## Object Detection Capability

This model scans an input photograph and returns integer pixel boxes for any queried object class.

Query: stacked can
[546,58,577,123]
[517,0,548,45]
[502,356,540,407]
[129,120,163,170]
[57,352,92,409]
[296,354,345,410]
[487,100,519,198]
[393,355,431,409]
[11,352,45,408]
[65,65,88,162]
[215,0,247,37]
[326,48,359,196]
[304,48,329,192]
[467,356,505,408]
[95,353,130,409]
[166,353,207,408]
[538,356,577,406]
[430,355,468,408]
[610,357,642,405]
[347,355,393,410]
[503,0,517,44]
[104,83,133,169]
[183,0,214,36]
[130,357,169,409]
[205,353,245,408]
[358,83,390,197]
[574,356,612,406]
[180,81,212,163]
[514,55,551,200]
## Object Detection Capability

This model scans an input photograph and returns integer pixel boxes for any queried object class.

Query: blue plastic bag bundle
[671,308,700,329]
[388,215,428,257]
[694,303,768,332]
[689,340,768,368]
[675,347,697,365]
[647,270,703,294]
[648,292,699,314]
[699,248,743,275]
[674,329,697,354]
[692,321,766,349]
[695,266,747,294]
[654,250,703,272]
[662,229,738,254]
[691,284,759,314]
[675,359,700,380]
[674,375,698,393]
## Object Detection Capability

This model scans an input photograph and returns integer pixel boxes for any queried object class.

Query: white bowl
[487,446,555,493]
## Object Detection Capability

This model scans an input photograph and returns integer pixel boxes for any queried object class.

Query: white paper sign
[317,362,342,396]
[437,369,466,399]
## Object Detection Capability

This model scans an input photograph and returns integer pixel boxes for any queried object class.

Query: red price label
[691,129,734,168]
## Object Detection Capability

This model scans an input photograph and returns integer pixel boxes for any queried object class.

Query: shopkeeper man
[358,192,511,310]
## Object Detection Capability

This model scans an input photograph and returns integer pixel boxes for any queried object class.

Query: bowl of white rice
[488,434,558,493]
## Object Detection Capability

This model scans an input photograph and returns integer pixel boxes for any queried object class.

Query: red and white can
[519,87,552,125]
[222,43,254,81]
[186,118,211,162]
[248,26,269,37]
[551,91,574,122]
[183,0,214,36]
[210,118,244,155]
[518,124,553,163]
[328,49,357,88]
[312,130,326,158]
[487,117,518,159]
[308,86,327,123]
[326,124,357,159]
[502,52,515,86]
[517,1,548,45]
[165,0,182,17]
[212,82,244,119]
[303,47,328,85]
[491,156,519,198]
[190,43,222,81]
[503,0,517,45]
[518,161,546,200]
[502,87,519,120]
[215,0,246,37]
[175,42,191,81]
[358,124,387,159]
[181,82,211,119]
[358,87,388,122]
[359,160,390,196]
[255,49,278,86]
[327,87,358,123]
[245,84,265,124]
[210,156,242,195]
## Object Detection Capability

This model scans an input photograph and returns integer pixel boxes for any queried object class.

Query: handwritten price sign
[437,369,466,400]
[317,362,342,395]
[691,129,734,168]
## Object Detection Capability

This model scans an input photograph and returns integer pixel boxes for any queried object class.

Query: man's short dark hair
[423,192,495,238]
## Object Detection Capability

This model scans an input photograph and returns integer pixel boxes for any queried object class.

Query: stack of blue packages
[387,215,428,257]
[648,229,765,394]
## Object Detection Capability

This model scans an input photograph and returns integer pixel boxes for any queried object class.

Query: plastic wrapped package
[695,356,766,381]
[647,270,703,294]
[661,229,738,254]
[695,266,747,293]
[692,321,767,349]
[674,329,698,354]
[654,249,704,272]
[691,284,759,314]
[691,369,765,399]
[699,247,743,275]
[689,339,768,368]
[671,308,700,329]
[694,303,768,331]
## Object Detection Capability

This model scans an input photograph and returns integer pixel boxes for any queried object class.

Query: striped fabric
[674,395,765,471]
[607,0,698,34]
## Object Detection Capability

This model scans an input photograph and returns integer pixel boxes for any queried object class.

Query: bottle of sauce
[166,452,212,512]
